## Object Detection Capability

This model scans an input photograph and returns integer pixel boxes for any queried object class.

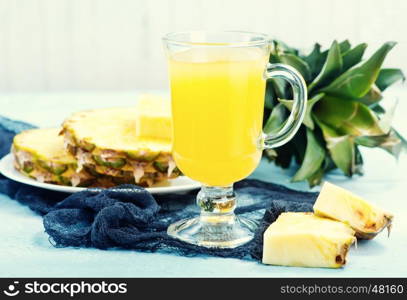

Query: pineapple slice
[14,128,75,165]
[61,105,178,187]
[262,212,356,268]
[313,182,393,239]
[135,94,172,142]
[12,128,95,186]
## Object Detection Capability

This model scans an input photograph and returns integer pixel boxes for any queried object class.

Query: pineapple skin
[61,107,180,187]
[262,212,356,268]
[313,182,394,240]
[12,129,95,187]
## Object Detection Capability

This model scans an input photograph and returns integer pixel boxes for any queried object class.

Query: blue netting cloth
[0,116,317,260]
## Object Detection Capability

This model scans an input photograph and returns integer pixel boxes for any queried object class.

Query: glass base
[167,215,257,248]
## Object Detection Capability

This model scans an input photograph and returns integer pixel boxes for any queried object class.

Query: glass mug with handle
[163,31,307,248]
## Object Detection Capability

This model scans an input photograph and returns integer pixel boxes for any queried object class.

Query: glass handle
[263,63,307,149]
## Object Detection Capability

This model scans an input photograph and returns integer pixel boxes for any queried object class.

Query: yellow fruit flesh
[62,106,178,186]
[13,128,76,164]
[313,182,393,239]
[262,212,355,268]
[169,47,268,186]
[135,94,172,142]
[64,107,171,154]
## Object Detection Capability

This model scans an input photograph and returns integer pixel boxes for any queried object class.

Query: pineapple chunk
[313,182,393,239]
[135,94,172,141]
[262,212,355,268]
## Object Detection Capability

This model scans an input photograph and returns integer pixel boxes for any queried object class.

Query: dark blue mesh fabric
[0,117,317,260]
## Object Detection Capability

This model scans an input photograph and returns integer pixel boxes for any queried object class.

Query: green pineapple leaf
[279,54,312,82]
[273,40,299,55]
[303,43,326,77]
[307,167,324,187]
[320,40,351,56]
[292,129,325,182]
[355,129,403,158]
[378,99,397,133]
[264,83,275,109]
[338,40,352,53]
[322,42,396,99]
[309,41,342,92]
[265,78,289,109]
[323,155,337,173]
[342,43,367,71]
[271,79,288,99]
[290,127,307,164]
[264,103,287,134]
[314,96,385,136]
[278,93,325,129]
[372,104,386,114]
[375,68,405,91]
[358,84,383,106]
[306,40,349,80]
[316,119,355,176]
[354,146,364,175]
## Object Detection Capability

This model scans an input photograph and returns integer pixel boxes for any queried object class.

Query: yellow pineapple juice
[169,47,268,186]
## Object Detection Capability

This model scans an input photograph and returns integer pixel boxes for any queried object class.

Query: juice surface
[169,47,268,186]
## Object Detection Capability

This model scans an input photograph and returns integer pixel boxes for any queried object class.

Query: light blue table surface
[0,90,406,277]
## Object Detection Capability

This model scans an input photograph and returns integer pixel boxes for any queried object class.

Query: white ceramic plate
[0,154,201,194]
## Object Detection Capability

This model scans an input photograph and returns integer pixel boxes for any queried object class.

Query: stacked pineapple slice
[61,96,179,187]
[262,182,393,268]
[12,95,180,187]
[12,128,94,187]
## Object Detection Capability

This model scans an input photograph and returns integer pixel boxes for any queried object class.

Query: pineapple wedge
[313,182,393,239]
[262,212,356,268]
[135,94,172,141]
[12,128,95,187]
[61,105,179,187]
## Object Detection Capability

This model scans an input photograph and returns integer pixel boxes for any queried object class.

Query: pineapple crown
[264,39,406,187]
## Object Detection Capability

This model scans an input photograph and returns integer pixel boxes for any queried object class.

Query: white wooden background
[0,0,406,92]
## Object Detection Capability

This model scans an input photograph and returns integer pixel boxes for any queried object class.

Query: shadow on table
[351,239,387,256]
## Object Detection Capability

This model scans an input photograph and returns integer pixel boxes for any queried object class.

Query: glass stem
[197,185,236,224]
[167,183,257,248]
